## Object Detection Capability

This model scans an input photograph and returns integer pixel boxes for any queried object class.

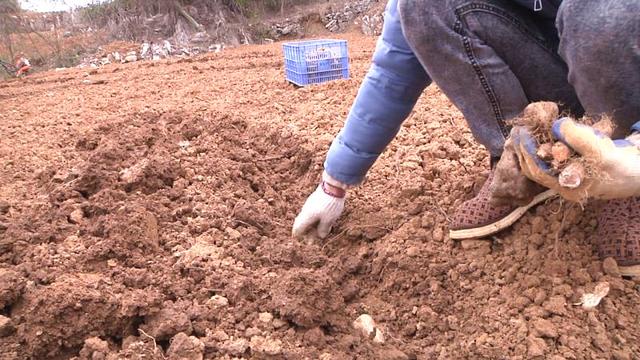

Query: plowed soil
[1,33,639,360]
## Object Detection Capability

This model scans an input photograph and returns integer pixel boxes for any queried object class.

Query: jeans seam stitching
[455,2,556,55]
[457,22,509,138]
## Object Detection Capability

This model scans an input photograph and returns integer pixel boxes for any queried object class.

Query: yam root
[558,162,585,189]
[490,136,546,206]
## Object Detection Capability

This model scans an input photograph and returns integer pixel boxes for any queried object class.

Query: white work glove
[292,173,347,239]
[513,118,640,202]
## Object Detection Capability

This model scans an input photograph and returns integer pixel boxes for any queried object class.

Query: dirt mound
[1,34,639,359]
[270,269,345,328]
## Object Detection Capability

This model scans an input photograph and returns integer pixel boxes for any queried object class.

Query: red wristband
[321,181,346,198]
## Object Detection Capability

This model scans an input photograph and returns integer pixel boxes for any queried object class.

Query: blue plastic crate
[283,39,350,86]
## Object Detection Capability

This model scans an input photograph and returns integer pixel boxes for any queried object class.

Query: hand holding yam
[492,102,640,203]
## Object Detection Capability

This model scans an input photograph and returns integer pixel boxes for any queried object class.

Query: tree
[0,0,21,60]
[0,0,19,14]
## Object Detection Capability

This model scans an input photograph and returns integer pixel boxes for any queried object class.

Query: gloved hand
[292,173,347,239]
[513,118,640,202]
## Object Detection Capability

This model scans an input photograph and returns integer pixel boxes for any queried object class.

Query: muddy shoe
[449,172,556,240]
[596,197,640,277]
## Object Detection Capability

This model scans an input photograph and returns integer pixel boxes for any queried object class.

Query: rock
[353,314,384,344]
[0,315,14,337]
[220,338,249,356]
[531,318,558,338]
[353,314,375,337]
[207,295,229,308]
[602,257,621,277]
[250,335,283,356]
[69,208,84,224]
[79,337,109,359]
[258,312,273,324]
[527,336,547,357]
[167,332,204,360]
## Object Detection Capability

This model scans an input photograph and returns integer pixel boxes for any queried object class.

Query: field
[0,33,639,359]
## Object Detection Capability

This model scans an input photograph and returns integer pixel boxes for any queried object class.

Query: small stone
[69,208,84,224]
[531,318,558,338]
[250,335,283,356]
[258,312,273,323]
[207,295,229,308]
[220,338,249,356]
[527,336,548,357]
[107,259,117,267]
[353,314,385,344]
[225,227,241,240]
[353,314,376,338]
[602,257,621,277]
[0,315,14,337]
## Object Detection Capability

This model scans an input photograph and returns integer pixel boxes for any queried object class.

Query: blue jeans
[398,0,640,158]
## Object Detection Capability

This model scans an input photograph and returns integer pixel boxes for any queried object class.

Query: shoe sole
[619,265,640,277]
[449,189,558,240]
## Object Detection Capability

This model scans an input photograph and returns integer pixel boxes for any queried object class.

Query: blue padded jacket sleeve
[324,0,431,185]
